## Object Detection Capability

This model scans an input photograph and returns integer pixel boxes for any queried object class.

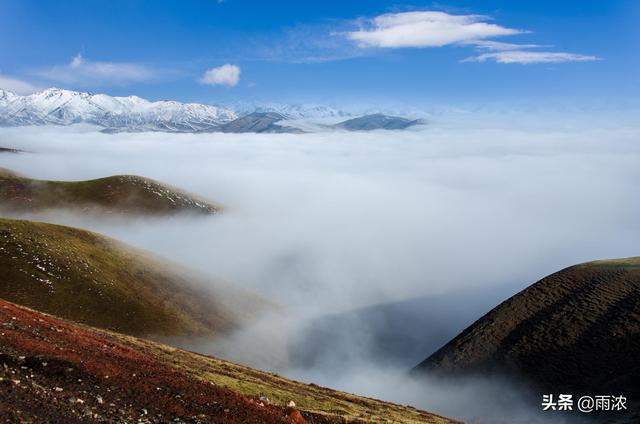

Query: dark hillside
[414,257,640,422]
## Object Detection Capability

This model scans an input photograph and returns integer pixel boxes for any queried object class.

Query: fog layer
[1,110,638,422]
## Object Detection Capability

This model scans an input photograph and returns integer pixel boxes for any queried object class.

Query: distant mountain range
[0,88,425,133]
[0,88,237,132]
[228,101,352,119]
[334,113,425,131]
[217,112,304,134]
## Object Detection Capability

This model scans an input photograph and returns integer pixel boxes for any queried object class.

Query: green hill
[0,169,220,215]
[0,218,268,339]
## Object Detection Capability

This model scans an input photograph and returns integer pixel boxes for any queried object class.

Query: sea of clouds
[0,109,638,423]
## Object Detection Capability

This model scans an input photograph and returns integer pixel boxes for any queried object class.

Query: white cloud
[200,64,241,87]
[347,11,522,48]
[462,40,543,51]
[464,50,601,64]
[0,75,40,94]
[38,54,154,86]
[342,10,601,66]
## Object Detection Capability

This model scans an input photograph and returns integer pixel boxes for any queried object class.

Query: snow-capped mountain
[0,88,237,132]
[0,88,429,133]
[227,101,352,119]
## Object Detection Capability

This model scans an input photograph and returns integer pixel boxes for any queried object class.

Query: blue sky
[1,0,638,106]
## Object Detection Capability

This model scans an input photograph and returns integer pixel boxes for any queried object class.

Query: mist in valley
[1,109,638,423]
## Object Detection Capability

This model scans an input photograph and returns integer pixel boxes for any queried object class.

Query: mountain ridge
[333,113,425,131]
[0,88,237,132]
[218,112,303,134]
[0,169,221,216]
[0,88,426,133]
[227,101,352,119]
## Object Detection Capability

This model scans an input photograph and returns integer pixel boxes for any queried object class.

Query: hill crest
[0,171,221,216]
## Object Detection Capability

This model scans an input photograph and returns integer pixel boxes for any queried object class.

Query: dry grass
[0,218,271,339]
[0,299,459,423]
[0,170,221,215]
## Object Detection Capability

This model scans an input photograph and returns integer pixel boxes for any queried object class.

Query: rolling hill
[0,218,269,339]
[0,168,220,215]
[414,257,640,421]
[0,298,459,423]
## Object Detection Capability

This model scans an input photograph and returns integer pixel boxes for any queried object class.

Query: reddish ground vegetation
[0,299,304,423]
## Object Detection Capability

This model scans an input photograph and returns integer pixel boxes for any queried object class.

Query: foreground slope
[0,218,268,339]
[414,258,640,412]
[0,168,220,215]
[0,299,458,423]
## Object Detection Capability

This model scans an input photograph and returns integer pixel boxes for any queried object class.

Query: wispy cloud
[246,12,521,64]
[464,51,601,64]
[247,22,369,64]
[462,40,544,51]
[0,75,41,94]
[223,10,599,66]
[200,64,241,87]
[38,54,155,86]
[346,11,523,48]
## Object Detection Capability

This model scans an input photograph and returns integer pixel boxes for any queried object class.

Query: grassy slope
[0,218,270,339]
[0,168,220,215]
[0,299,458,423]
[415,257,640,397]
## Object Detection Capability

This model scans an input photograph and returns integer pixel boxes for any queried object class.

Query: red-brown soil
[0,298,300,423]
[0,299,458,423]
